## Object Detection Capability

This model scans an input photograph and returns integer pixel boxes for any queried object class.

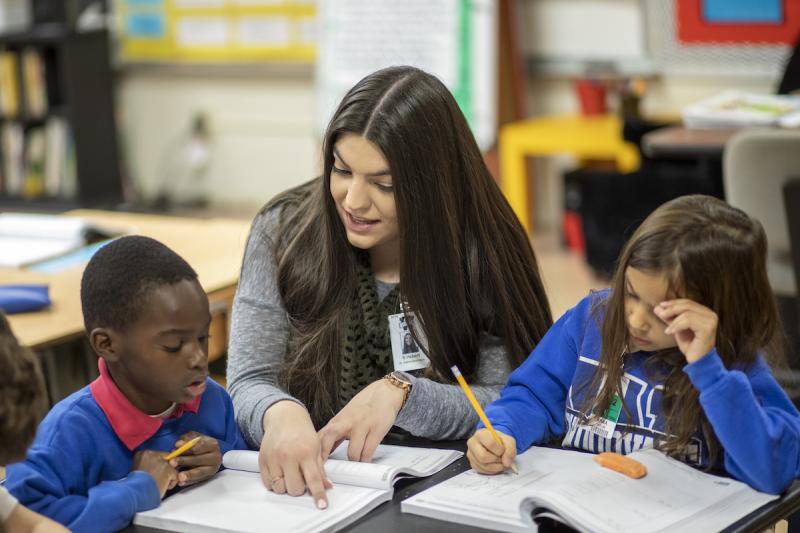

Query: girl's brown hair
[270,66,553,426]
[589,194,783,465]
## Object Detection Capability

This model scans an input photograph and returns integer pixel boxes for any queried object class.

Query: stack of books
[682,90,800,129]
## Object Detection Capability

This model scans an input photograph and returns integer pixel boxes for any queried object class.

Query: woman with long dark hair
[227,66,553,508]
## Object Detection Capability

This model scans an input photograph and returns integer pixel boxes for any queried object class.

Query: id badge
[590,393,622,440]
[388,309,430,372]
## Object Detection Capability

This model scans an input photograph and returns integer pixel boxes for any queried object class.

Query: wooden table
[642,126,737,159]
[1,210,251,399]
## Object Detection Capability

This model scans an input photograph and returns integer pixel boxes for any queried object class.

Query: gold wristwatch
[383,371,412,411]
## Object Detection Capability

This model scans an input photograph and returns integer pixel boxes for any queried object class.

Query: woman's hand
[654,299,718,363]
[259,401,332,509]
[318,378,405,463]
[467,428,516,475]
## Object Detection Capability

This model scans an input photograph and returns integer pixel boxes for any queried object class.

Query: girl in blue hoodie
[468,194,800,494]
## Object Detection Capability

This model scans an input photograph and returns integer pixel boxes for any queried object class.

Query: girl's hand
[466,428,516,475]
[318,378,405,463]
[654,299,718,363]
[260,401,332,509]
[169,431,222,487]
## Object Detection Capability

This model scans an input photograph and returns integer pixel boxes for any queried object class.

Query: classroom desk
[2,209,250,349]
[1,209,251,399]
[126,435,800,533]
[499,114,641,233]
[641,126,736,159]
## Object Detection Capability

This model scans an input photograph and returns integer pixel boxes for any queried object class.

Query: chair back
[723,128,800,297]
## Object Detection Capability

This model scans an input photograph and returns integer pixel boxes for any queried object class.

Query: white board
[316,0,497,150]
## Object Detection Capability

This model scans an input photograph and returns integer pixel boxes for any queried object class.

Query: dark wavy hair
[586,195,784,466]
[0,312,48,464]
[81,235,198,332]
[270,66,553,426]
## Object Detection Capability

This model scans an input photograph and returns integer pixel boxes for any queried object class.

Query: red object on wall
[677,0,800,44]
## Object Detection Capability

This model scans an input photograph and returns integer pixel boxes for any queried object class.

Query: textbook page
[223,442,463,490]
[519,449,778,533]
[134,469,390,533]
[402,447,778,533]
[402,446,592,532]
[136,443,463,533]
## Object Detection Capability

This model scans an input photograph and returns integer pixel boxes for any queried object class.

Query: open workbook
[402,446,778,533]
[134,442,462,533]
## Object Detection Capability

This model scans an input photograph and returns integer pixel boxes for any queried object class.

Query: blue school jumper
[5,360,248,532]
[483,290,800,494]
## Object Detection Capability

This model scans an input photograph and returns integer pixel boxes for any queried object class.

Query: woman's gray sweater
[227,208,513,449]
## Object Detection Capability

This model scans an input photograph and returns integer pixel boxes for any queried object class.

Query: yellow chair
[499,114,641,233]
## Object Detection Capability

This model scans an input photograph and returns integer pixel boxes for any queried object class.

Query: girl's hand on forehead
[654,299,718,364]
[169,431,222,487]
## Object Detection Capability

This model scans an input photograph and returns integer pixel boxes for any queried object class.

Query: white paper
[175,0,226,8]
[315,0,497,149]
[223,442,462,490]
[236,17,290,46]
[176,17,229,47]
[134,469,391,533]
[138,443,463,532]
[402,447,778,533]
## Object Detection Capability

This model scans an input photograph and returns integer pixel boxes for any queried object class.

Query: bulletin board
[677,0,800,44]
[645,0,799,77]
[116,0,316,63]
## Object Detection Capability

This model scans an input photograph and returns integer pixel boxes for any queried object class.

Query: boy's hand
[466,428,516,475]
[169,431,222,487]
[132,450,178,499]
[655,299,718,363]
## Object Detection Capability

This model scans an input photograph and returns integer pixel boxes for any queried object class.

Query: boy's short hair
[0,313,48,464]
[80,235,198,332]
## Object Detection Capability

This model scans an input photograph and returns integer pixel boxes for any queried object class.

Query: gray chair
[724,128,800,298]
[724,128,800,396]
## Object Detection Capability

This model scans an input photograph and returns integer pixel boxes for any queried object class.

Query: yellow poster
[117,0,316,63]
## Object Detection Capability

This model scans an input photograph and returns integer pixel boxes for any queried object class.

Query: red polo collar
[89,359,202,450]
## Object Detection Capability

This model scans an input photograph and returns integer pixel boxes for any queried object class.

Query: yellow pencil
[451,365,519,474]
[163,436,201,461]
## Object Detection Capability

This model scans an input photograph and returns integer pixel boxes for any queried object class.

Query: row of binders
[0,117,77,199]
[0,47,48,119]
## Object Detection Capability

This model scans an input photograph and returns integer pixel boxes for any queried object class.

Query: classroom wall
[116,0,783,222]
[117,72,319,210]
[520,0,781,230]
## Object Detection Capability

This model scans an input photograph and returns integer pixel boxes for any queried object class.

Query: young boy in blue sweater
[5,236,247,532]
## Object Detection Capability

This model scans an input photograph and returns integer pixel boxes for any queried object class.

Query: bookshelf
[0,25,122,209]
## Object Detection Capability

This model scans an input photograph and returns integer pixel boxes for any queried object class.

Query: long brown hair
[269,66,553,426]
[588,195,784,465]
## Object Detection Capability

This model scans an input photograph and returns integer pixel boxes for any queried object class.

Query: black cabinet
[0,24,121,209]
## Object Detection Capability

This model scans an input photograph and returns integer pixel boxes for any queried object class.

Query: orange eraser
[594,452,647,479]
